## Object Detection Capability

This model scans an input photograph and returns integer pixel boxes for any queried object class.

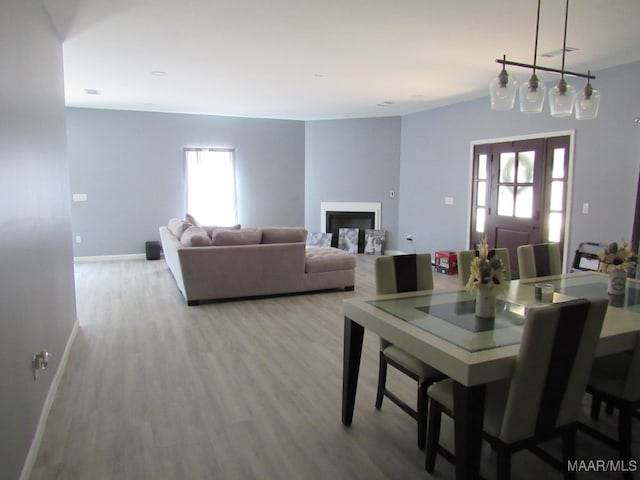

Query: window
[185,148,237,225]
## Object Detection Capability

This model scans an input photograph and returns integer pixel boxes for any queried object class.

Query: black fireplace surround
[325,211,375,253]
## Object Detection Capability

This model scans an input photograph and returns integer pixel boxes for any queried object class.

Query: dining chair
[425,297,608,480]
[374,254,445,450]
[457,247,512,287]
[517,242,562,279]
[578,333,640,475]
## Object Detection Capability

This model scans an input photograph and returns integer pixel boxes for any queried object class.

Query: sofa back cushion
[261,227,308,244]
[202,224,241,238]
[211,228,262,246]
[168,218,192,238]
[180,226,212,247]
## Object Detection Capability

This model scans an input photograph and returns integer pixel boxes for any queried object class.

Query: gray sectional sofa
[159,219,356,305]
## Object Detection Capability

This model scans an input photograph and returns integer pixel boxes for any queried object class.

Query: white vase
[608,269,626,296]
[475,285,496,319]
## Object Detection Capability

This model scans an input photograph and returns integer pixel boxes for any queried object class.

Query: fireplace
[320,202,381,253]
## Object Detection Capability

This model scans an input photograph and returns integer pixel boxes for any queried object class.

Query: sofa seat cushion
[305,247,356,273]
[261,227,307,244]
[211,228,262,246]
[180,226,212,247]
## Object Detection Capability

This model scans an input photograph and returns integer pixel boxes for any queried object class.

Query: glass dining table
[341,272,640,480]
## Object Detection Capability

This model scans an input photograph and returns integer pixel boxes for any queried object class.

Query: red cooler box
[434,251,458,275]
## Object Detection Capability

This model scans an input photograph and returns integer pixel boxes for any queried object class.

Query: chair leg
[425,398,441,473]
[417,379,428,450]
[562,428,577,480]
[496,444,511,480]
[590,393,603,420]
[375,351,387,410]
[618,405,632,466]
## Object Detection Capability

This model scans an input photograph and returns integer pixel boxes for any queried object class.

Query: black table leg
[453,381,485,480]
[342,316,364,426]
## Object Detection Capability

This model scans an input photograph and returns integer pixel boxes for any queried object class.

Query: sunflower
[598,239,637,273]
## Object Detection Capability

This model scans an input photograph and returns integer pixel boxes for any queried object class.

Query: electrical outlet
[582,203,589,214]
[75,235,82,243]
[406,234,413,241]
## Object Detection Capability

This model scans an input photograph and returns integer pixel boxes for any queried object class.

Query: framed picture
[364,229,385,255]
[306,232,332,247]
[338,228,359,254]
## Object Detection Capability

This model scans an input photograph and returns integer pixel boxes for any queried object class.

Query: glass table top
[521,272,640,311]
[367,273,640,353]
[368,290,527,353]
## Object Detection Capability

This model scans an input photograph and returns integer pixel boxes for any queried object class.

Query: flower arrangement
[598,239,637,273]
[466,237,508,294]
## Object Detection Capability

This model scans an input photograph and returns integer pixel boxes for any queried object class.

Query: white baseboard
[74,253,147,262]
[19,318,79,480]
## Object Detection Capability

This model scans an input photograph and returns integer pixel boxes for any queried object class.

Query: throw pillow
[210,228,262,246]
[168,218,192,238]
[185,213,201,227]
[180,226,212,247]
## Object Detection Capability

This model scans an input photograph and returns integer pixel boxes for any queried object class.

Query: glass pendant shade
[575,81,600,120]
[549,78,576,117]
[518,74,546,113]
[489,67,518,110]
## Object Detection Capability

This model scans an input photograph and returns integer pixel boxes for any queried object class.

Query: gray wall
[0,1,77,479]
[399,61,640,266]
[304,117,402,250]
[67,109,305,256]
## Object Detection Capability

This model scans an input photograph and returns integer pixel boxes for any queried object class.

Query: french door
[470,136,570,279]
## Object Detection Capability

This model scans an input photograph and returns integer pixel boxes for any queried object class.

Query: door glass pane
[475,207,485,233]
[552,148,565,179]
[477,181,486,206]
[499,153,515,183]
[478,154,487,180]
[497,186,514,216]
[515,186,533,218]
[548,212,563,242]
[550,181,564,211]
[517,151,535,183]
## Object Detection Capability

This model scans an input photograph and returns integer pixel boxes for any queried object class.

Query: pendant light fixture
[518,0,546,113]
[489,0,599,119]
[548,0,576,117]
[575,70,601,119]
[489,55,518,110]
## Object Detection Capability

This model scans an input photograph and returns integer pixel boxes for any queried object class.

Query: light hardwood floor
[30,255,635,479]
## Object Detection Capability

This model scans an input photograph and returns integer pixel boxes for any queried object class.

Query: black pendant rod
[560,0,570,79]
[495,58,596,80]
[532,0,542,73]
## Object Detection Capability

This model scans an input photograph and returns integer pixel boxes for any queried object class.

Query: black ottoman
[145,241,162,260]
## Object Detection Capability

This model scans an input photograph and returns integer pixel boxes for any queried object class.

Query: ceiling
[41,0,640,121]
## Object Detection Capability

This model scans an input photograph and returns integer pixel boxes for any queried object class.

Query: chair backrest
[457,248,512,287]
[499,298,608,444]
[375,254,433,295]
[517,243,562,279]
